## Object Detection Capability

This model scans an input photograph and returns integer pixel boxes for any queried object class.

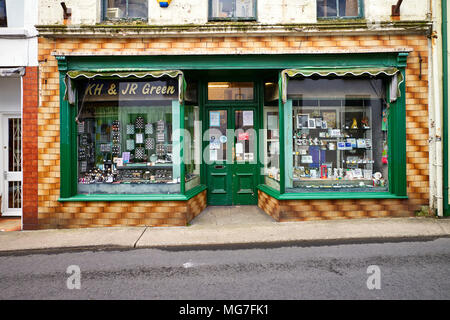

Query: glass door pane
[234,110,256,163]
[2,116,22,215]
[208,110,228,162]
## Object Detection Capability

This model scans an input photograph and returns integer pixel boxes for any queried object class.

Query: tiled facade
[35,32,429,229]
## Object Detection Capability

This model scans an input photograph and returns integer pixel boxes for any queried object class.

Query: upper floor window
[209,0,256,21]
[317,0,362,19]
[0,0,7,27]
[103,0,148,21]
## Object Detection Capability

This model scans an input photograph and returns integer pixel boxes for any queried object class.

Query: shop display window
[263,82,280,190]
[184,104,201,191]
[76,78,181,194]
[286,78,389,192]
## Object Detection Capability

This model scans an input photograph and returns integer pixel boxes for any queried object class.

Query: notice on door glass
[210,112,221,127]
[210,149,218,161]
[238,132,249,141]
[236,143,244,154]
[243,111,253,126]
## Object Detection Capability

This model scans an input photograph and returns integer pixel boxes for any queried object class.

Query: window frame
[208,0,257,22]
[267,61,408,200]
[102,0,148,22]
[317,0,364,20]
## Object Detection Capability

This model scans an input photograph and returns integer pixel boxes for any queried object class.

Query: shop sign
[82,79,178,101]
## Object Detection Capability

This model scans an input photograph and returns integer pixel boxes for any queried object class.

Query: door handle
[3,171,7,180]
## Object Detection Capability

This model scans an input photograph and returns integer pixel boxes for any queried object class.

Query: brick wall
[22,66,39,230]
[36,34,429,228]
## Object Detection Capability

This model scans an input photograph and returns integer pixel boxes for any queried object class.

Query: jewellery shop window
[76,78,181,194]
[263,81,280,191]
[184,82,201,192]
[286,78,389,193]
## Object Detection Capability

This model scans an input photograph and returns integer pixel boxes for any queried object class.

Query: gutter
[443,0,449,216]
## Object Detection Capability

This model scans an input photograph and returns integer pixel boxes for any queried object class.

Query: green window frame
[208,0,257,21]
[317,0,364,20]
[56,57,206,202]
[55,53,407,202]
[260,54,409,201]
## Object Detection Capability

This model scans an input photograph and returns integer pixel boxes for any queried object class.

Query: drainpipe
[443,0,449,216]
[433,0,445,217]
[430,0,444,217]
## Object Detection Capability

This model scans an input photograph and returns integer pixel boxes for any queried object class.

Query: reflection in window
[208,82,254,101]
[317,0,360,18]
[0,0,7,27]
[76,79,181,195]
[263,82,280,190]
[104,0,148,20]
[286,78,388,193]
[184,104,201,191]
[209,0,256,20]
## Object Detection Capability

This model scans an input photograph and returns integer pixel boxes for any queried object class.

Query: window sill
[59,185,207,202]
[257,185,407,200]
[207,19,257,23]
[0,27,37,38]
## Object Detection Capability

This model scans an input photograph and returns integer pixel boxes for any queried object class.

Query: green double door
[206,107,259,205]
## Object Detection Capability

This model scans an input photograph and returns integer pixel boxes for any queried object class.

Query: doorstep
[0,217,21,232]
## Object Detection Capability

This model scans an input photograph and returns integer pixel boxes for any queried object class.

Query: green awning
[281,67,404,104]
[64,69,185,104]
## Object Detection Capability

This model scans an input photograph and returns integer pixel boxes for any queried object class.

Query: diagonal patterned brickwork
[36,34,429,228]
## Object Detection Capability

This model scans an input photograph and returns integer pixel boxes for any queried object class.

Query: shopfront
[41,49,429,228]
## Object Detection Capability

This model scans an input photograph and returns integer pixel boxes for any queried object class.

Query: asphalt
[0,206,449,255]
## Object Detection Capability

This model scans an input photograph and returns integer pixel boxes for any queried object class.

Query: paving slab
[436,218,450,234]
[136,217,450,249]
[0,227,145,253]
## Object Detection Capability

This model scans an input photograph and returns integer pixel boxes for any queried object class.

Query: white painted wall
[37,0,431,26]
[0,0,38,67]
[365,0,429,22]
[148,0,207,25]
[38,0,99,25]
[258,0,315,24]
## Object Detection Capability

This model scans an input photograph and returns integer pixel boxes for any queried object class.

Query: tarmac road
[0,238,449,300]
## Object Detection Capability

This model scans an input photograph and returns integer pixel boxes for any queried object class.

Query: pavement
[0,206,449,254]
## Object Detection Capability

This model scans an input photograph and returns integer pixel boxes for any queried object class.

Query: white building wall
[365,0,429,22]
[0,0,38,67]
[38,0,99,25]
[148,0,207,25]
[37,0,431,26]
[257,0,315,24]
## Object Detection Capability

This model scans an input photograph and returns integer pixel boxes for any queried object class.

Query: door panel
[232,109,257,205]
[206,110,232,205]
[206,108,258,206]
[2,116,22,216]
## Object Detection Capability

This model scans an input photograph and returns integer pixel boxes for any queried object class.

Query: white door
[1,115,22,217]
